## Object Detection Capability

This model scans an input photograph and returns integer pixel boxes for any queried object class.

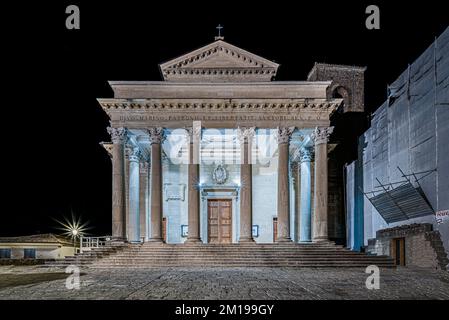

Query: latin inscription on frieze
[118,114,318,122]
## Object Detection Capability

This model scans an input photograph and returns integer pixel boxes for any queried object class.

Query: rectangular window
[0,249,11,259]
[24,248,36,259]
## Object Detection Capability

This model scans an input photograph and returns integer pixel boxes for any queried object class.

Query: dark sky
[2,1,448,236]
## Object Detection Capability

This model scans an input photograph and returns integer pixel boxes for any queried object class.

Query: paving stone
[0,266,448,300]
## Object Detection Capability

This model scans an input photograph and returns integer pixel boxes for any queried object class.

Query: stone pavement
[0,266,448,300]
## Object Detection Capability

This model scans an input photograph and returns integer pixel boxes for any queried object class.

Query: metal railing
[80,236,112,253]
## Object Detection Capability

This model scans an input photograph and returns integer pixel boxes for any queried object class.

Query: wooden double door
[208,199,232,243]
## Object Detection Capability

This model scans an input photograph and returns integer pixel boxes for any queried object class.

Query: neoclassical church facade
[98,38,365,244]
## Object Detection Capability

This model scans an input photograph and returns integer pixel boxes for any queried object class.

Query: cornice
[98,98,342,111]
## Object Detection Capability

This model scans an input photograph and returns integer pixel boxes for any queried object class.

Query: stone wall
[307,63,366,113]
[328,152,345,243]
[0,247,75,261]
[367,223,449,270]
[163,162,188,243]
[253,162,278,243]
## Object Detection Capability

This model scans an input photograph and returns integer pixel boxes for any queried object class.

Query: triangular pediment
[159,40,279,82]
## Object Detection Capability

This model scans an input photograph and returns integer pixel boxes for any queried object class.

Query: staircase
[49,242,395,268]
[425,231,449,270]
[45,243,127,267]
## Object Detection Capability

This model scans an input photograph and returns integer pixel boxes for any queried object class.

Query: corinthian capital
[299,147,313,162]
[237,127,256,144]
[147,127,165,144]
[184,124,202,143]
[125,145,141,162]
[311,127,334,145]
[275,127,295,144]
[107,127,127,144]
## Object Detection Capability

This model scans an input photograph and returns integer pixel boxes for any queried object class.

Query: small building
[0,234,76,262]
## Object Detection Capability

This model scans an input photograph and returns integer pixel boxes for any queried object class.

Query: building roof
[307,62,367,80]
[0,233,73,246]
[159,39,279,82]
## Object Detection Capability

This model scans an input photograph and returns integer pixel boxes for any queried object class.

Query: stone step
[110,254,379,259]
[50,261,395,268]
[61,258,387,263]
[116,251,360,255]
[104,254,390,259]
[137,246,344,248]
[91,263,395,268]
[124,248,351,253]
[46,242,395,268]
[103,252,388,257]
[140,244,343,248]
[134,246,347,249]
[111,255,370,260]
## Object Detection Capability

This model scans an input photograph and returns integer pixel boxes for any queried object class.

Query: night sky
[3,1,448,236]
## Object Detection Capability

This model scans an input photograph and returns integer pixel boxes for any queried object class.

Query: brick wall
[367,223,449,270]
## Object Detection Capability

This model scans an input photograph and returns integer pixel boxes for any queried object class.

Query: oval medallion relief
[212,164,228,185]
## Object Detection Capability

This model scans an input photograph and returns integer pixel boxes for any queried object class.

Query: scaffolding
[363,167,436,223]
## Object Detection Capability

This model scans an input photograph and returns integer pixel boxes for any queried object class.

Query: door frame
[200,187,239,243]
[207,199,233,243]
[390,237,406,266]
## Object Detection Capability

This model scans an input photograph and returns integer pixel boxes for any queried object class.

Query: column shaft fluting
[139,162,149,241]
[148,128,165,242]
[108,127,127,241]
[186,125,202,243]
[299,149,312,242]
[276,127,294,242]
[127,146,140,242]
[291,162,300,242]
[312,127,333,242]
[238,127,255,243]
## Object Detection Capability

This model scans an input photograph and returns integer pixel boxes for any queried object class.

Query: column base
[238,237,256,243]
[148,238,164,243]
[312,237,330,243]
[110,237,127,243]
[185,238,203,244]
[276,237,292,243]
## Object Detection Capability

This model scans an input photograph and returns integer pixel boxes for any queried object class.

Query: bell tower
[307,63,366,113]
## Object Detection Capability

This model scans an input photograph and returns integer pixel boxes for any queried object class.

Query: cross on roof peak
[215,24,224,41]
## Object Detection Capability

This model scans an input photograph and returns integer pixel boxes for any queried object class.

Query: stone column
[107,127,127,241]
[139,161,149,241]
[185,125,202,243]
[148,127,165,242]
[311,127,334,242]
[299,147,313,242]
[291,161,300,242]
[276,127,295,242]
[126,145,141,243]
[238,127,256,243]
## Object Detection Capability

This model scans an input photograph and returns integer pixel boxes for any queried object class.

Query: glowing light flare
[54,212,91,240]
